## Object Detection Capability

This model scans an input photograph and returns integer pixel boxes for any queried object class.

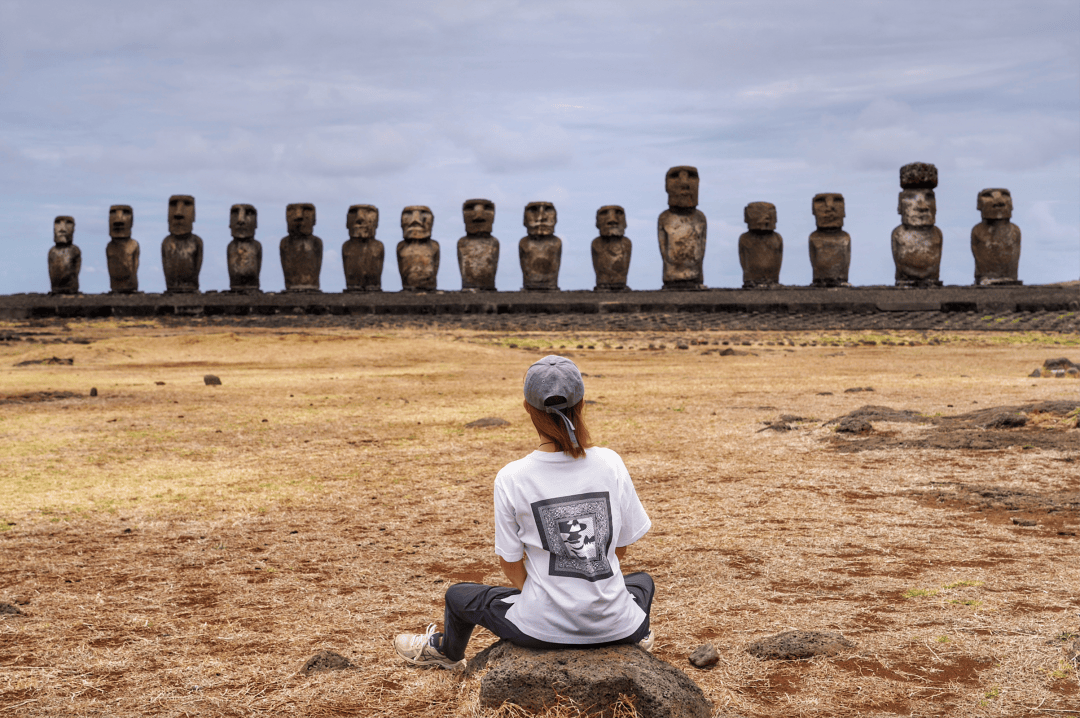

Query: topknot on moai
[892,162,942,287]
[738,201,783,288]
[228,204,262,292]
[162,194,203,293]
[48,216,81,294]
[808,193,851,287]
[106,204,140,293]
[519,201,561,291]
[458,199,499,291]
[658,166,707,290]
[398,205,439,291]
[343,204,384,292]
[592,205,632,291]
[899,162,938,190]
[971,188,1021,286]
[280,203,323,292]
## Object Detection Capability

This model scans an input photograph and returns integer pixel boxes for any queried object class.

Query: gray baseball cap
[524,355,584,447]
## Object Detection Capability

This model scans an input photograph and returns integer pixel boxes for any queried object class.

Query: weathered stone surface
[739,202,783,288]
[343,204,384,292]
[298,649,352,676]
[106,205,140,293]
[48,216,81,295]
[688,642,719,668]
[458,199,498,291]
[398,206,439,291]
[899,162,938,189]
[203,374,222,386]
[892,184,942,287]
[972,188,1021,286]
[0,602,25,616]
[658,166,707,289]
[1043,358,1077,371]
[808,193,850,287]
[280,203,322,292]
[747,630,854,660]
[227,204,262,292]
[465,416,509,428]
[519,202,561,291]
[835,417,873,434]
[162,195,203,293]
[468,641,711,718]
[592,205,632,291]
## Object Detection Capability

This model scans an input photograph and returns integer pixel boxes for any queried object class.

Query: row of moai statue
[47,163,1022,294]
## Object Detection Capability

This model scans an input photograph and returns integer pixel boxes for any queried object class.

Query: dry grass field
[1,319,1078,717]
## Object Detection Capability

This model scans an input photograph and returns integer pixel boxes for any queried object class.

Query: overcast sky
[1,0,1077,294]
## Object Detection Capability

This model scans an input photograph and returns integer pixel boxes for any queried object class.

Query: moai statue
[343,204,384,292]
[48,215,81,294]
[808,193,851,287]
[161,195,203,293]
[105,204,140,293]
[227,204,262,292]
[519,201,561,291]
[457,199,499,291]
[971,188,1021,285]
[280,203,322,292]
[397,206,439,291]
[592,205,631,291]
[658,166,707,289]
[892,162,942,287]
[738,202,783,288]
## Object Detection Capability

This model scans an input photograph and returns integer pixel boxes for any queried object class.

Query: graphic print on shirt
[531,491,614,581]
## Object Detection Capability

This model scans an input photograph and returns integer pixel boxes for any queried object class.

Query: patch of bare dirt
[912,481,1080,536]
[0,390,83,405]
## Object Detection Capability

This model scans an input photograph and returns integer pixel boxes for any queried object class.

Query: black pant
[439,571,654,662]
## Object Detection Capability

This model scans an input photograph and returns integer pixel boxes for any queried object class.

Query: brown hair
[524,398,593,459]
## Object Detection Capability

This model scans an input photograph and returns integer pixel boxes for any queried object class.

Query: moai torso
[457,199,498,290]
[48,215,81,294]
[592,205,631,290]
[161,195,202,292]
[519,201,561,290]
[105,205,139,293]
[280,203,322,291]
[398,205,439,291]
[739,202,783,288]
[971,188,1021,285]
[808,193,851,287]
[227,204,262,292]
[343,204,384,291]
[658,166,706,289]
[892,163,942,286]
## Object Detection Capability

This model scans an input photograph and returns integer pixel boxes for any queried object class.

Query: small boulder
[298,649,352,676]
[0,602,24,616]
[89,387,98,397]
[204,375,222,386]
[1043,357,1077,371]
[467,640,711,718]
[1030,369,1042,378]
[465,417,510,429]
[984,411,1027,429]
[844,386,874,393]
[688,643,719,669]
[835,417,872,434]
[747,630,854,661]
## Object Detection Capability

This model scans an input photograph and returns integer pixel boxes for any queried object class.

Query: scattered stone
[467,641,711,718]
[204,375,222,386]
[15,356,73,366]
[1043,357,1076,371]
[718,348,750,356]
[1066,638,1080,665]
[843,386,874,393]
[155,381,165,385]
[826,405,928,426]
[688,643,719,669]
[817,391,833,396]
[1068,368,1080,378]
[983,411,1027,429]
[0,390,81,405]
[0,603,24,617]
[465,417,509,429]
[835,417,872,434]
[90,388,97,397]
[758,423,792,433]
[1011,517,1037,527]
[1030,368,1042,377]
[298,649,352,676]
[747,630,854,661]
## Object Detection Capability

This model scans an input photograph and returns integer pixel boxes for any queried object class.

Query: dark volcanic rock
[465,417,509,429]
[203,375,222,386]
[298,649,352,676]
[747,630,854,661]
[835,417,873,434]
[0,602,25,616]
[843,386,874,393]
[983,411,1027,429]
[468,640,711,718]
[688,642,719,668]
[15,356,73,366]
[1043,357,1077,371]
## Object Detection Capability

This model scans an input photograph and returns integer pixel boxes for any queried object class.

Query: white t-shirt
[493,446,651,644]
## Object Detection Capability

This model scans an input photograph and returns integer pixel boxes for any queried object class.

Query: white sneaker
[393,623,466,670]
[638,630,655,652]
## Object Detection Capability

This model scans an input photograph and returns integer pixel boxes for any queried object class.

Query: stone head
[744,202,777,231]
[812,193,845,229]
[286,203,316,235]
[665,166,699,209]
[596,205,627,238]
[230,204,257,239]
[347,204,379,240]
[401,205,434,240]
[977,188,1012,220]
[462,198,495,235]
[109,205,133,239]
[168,195,195,235]
[898,189,936,227]
[524,202,556,236]
[53,216,75,245]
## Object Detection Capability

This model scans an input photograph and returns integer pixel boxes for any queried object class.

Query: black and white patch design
[531,492,613,581]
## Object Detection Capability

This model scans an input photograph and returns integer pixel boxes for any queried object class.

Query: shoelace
[406,623,439,652]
